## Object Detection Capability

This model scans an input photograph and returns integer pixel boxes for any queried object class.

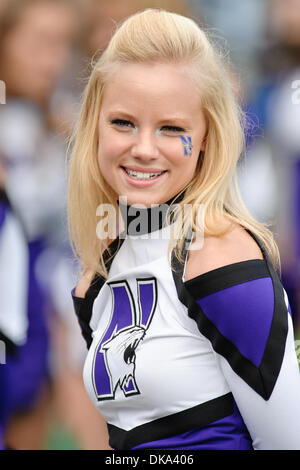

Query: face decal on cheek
[179,135,193,156]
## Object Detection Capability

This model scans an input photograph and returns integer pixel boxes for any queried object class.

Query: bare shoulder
[184,221,264,281]
[74,269,95,298]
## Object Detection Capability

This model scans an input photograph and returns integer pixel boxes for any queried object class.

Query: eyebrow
[107,110,191,126]
[107,110,135,119]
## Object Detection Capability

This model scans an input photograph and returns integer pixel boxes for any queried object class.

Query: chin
[118,192,166,208]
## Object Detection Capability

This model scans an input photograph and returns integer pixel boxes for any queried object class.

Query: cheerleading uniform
[72,204,300,450]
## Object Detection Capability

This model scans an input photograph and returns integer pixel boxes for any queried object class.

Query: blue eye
[161,125,185,133]
[111,119,133,128]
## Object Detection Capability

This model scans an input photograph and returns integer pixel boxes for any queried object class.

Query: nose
[130,129,160,160]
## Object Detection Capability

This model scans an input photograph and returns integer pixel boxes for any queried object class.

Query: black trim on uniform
[118,191,186,236]
[258,260,288,397]
[171,232,288,401]
[184,259,269,299]
[0,188,11,207]
[108,392,234,450]
[0,331,17,357]
[72,237,124,349]
[72,295,94,349]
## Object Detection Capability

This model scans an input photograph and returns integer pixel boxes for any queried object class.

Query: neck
[118,192,185,236]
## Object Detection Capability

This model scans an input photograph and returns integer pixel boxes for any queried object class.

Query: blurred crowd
[0,0,299,450]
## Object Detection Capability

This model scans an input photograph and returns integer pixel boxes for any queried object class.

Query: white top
[72,224,300,450]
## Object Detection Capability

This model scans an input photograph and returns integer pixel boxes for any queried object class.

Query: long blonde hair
[68,8,280,278]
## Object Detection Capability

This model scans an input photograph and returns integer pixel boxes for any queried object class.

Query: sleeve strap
[172,247,289,400]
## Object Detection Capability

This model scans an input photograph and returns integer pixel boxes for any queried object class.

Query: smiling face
[97,61,207,207]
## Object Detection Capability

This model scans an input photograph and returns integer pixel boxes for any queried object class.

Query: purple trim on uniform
[0,203,8,231]
[139,282,155,326]
[131,402,252,450]
[94,283,136,397]
[196,278,274,368]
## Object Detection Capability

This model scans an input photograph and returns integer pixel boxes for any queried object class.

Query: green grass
[45,423,80,450]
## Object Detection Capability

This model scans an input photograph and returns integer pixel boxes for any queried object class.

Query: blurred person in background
[0,0,110,450]
[81,0,196,59]
[0,0,75,449]
[240,0,300,330]
[0,171,29,450]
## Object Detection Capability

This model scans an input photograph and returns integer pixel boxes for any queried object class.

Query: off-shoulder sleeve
[173,255,300,449]
[183,259,288,400]
[71,275,104,349]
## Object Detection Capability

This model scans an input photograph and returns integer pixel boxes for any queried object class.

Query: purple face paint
[179,136,193,156]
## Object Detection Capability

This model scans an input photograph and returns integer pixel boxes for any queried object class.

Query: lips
[120,165,167,187]
[121,166,167,180]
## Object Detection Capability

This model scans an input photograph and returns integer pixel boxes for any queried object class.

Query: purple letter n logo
[92,278,157,401]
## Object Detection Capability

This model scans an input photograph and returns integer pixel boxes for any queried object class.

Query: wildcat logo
[100,326,146,395]
[92,278,157,401]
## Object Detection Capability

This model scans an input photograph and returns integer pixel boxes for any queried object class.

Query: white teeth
[124,168,164,179]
